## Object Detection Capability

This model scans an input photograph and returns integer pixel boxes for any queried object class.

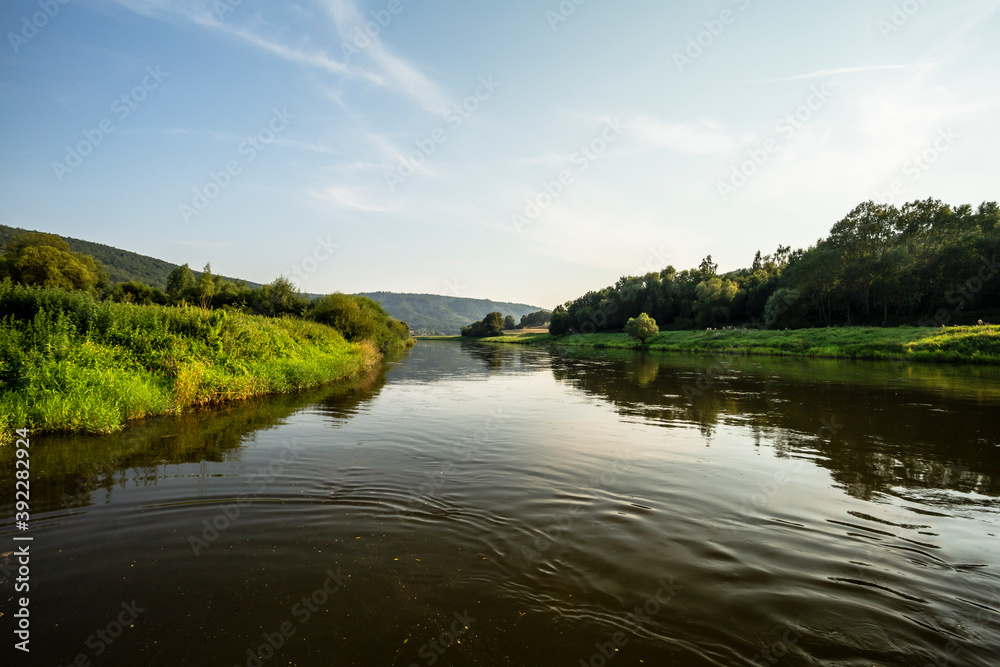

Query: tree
[503,315,516,330]
[1,232,107,294]
[549,305,572,335]
[481,312,504,336]
[625,313,658,343]
[166,263,195,299]
[105,280,168,305]
[251,277,309,317]
[192,263,216,308]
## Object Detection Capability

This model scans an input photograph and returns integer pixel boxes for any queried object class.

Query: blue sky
[1,0,998,308]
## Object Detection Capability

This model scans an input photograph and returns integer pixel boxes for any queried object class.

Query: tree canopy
[549,199,1000,333]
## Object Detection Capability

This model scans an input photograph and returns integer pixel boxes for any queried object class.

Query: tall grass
[0,281,382,440]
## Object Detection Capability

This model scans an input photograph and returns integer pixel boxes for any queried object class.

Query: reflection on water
[1,342,998,666]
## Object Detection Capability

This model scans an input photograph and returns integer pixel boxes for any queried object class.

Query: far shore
[417,325,1000,364]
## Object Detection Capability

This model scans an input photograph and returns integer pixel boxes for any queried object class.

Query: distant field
[432,326,1000,364]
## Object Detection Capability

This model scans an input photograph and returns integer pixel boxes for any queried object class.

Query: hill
[0,224,258,289]
[359,292,543,335]
[0,225,543,334]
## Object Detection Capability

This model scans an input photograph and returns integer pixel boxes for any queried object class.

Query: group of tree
[461,312,507,337]
[549,199,1000,334]
[518,309,552,328]
[0,232,412,354]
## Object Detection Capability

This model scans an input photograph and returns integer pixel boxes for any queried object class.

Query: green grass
[0,283,382,441]
[462,326,1000,364]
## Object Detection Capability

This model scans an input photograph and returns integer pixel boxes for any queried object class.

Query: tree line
[461,309,551,337]
[550,199,999,335]
[0,232,412,354]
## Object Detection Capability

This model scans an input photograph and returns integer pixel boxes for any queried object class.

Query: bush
[625,312,659,343]
[308,293,411,353]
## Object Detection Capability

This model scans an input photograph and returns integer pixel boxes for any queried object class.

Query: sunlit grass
[0,283,383,441]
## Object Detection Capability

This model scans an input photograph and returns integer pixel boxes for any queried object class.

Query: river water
[3,342,999,666]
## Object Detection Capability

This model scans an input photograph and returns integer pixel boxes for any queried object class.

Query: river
[2,342,999,666]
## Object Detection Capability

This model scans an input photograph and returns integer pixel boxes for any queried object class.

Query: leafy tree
[549,305,572,335]
[195,263,215,308]
[519,309,552,328]
[503,314,516,330]
[625,312,658,343]
[309,292,411,353]
[166,263,195,299]
[461,311,506,337]
[250,277,309,318]
[1,232,107,294]
[105,280,168,305]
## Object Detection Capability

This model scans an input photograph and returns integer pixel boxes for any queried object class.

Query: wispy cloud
[627,116,752,155]
[746,64,918,84]
[103,0,445,110]
[310,185,395,212]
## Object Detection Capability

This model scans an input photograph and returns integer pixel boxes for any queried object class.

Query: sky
[1,0,999,309]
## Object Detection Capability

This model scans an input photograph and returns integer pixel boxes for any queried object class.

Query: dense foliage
[461,311,506,337]
[519,309,552,328]
[553,199,999,333]
[0,232,412,353]
[0,224,255,289]
[624,313,659,343]
[0,281,381,440]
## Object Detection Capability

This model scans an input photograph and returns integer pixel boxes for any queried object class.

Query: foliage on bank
[484,325,1000,363]
[0,281,386,441]
[551,199,1000,334]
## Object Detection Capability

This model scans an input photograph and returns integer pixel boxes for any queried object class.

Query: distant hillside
[360,292,544,335]
[0,225,543,334]
[0,224,259,289]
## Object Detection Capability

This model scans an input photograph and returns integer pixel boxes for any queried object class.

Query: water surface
[3,342,999,666]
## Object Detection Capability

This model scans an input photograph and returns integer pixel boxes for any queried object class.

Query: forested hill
[0,224,541,334]
[359,292,542,335]
[0,224,259,289]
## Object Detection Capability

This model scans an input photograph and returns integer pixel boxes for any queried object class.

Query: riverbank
[419,325,1000,363]
[1,284,386,442]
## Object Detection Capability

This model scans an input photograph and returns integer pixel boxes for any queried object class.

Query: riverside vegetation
[438,199,1000,364]
[0,233,412,442]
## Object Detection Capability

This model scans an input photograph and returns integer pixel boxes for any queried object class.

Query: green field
[1,284,383,441]
[420,325,1000,364]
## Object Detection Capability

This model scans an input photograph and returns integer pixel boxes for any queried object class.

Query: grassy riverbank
[1,283,385,441]
[420,325,1000,363]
